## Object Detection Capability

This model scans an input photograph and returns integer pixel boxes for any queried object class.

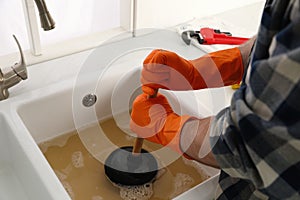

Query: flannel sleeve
[209,0,300,199]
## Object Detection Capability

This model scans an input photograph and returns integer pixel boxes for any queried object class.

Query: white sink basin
[0,113,30,200]
[0,113,67,200]
[15,68,234,200]
[13,30,235,199]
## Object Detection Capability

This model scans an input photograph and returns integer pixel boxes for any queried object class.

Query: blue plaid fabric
[210,0,300,199]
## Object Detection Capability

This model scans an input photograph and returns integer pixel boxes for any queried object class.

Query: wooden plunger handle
[132,137,145,154]
[132,89,158,154]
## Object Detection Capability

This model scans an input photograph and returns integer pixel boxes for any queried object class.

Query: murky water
[39,118,210,200]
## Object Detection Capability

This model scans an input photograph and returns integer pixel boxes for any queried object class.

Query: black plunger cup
[104,91,158,186]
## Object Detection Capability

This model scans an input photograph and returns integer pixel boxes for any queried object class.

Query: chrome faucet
[0,35,27,101]
[34,0,55,31]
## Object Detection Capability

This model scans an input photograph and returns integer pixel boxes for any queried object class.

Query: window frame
[20,0,134,65]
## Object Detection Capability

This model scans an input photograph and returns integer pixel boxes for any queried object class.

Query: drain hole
[82,94,97,107]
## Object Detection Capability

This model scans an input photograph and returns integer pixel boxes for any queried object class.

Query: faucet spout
[34,0,55,31]
[11,35,27,80]
[0,35,28,101]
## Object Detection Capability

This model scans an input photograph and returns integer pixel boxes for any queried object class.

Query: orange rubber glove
[130,92,194,154]
[142,47,243,95]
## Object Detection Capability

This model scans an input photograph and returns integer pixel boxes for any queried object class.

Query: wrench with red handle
[200,27,249,45]
[181,27,249,45]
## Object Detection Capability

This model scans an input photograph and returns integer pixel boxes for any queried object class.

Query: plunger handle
[132,89,158,154]
[133,137,144,153]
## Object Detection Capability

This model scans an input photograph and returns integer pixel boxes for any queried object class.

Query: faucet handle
[11,35,27,80]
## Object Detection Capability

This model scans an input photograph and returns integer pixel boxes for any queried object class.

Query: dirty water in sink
[39,118,210,200]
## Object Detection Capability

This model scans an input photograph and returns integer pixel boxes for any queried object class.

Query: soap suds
[91,196,103,200]
[62,164,73,175]
[119,183,153,200]
[62,181,75,199]
[115,168,166,200]
[171,173,194,198]
[72,151,84,168]
[182,157,210,179]
[55,170,67,181]
[39,133,74,152]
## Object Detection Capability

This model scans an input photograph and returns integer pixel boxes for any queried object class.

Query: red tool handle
[200,27,249,45]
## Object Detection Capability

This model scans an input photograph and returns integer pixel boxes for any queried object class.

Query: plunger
[104,91,158,186]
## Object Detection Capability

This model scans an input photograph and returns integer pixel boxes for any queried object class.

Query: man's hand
[142,47,244,96]
[130,93,193,153]
[142,49,203,95]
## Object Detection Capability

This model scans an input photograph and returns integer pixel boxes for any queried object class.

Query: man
[130,0,300,199]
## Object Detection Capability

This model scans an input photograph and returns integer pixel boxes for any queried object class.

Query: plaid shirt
[210,0,300,199]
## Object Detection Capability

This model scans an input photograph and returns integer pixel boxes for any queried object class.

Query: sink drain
[82,94,97,107]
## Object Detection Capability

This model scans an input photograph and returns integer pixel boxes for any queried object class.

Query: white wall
[0,0,29,57]
[136,0,265,28]
[38,0,121,46]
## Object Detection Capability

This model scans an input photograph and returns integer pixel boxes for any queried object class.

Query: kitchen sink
[14,30,235,199]
[15,65,234,199]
